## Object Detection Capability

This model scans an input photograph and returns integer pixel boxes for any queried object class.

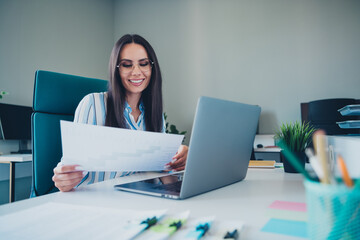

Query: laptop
[114,96,261,199]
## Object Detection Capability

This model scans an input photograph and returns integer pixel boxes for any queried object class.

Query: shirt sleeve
[70,94,96,188]
[73,94,96,124]
[162,114,166,133]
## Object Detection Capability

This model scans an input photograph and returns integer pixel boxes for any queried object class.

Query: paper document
[60,121,184,171]
[0,202,167,240]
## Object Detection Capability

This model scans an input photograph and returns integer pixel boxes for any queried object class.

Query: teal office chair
[31,70,108,197]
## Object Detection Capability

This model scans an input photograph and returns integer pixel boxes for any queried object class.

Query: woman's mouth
[129,79,144,86]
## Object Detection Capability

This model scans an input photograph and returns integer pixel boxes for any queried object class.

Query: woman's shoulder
[82,91,107,99]
[80,92,107,104]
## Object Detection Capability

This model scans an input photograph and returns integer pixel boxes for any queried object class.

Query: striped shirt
[70,92,165,187]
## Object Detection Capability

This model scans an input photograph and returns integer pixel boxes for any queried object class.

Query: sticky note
[266,209,307,222]
[261,218,308,238]
[269,200,307,212]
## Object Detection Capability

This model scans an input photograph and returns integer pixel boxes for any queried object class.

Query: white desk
[0,154,32,203]
[0,168,306,240]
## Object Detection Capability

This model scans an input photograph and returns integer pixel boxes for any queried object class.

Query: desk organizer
[304,180,360,240]
[338,104,360,116]
[337,104,360,130]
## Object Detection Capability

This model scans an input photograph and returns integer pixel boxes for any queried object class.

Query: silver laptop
[114,96,261,199]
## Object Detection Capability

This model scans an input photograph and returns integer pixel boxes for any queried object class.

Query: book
[249,160,276,168]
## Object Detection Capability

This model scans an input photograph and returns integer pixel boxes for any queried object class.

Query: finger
[54,177,83,191]
[55,178,82,189]
[173,152,186,160]
[53,171,85,182]
[173,166,185,171]
[56,183,77,192]
[54,164,83,174]
[168,157,186,169]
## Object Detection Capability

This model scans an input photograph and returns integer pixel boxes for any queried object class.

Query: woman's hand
[52,163,86,192]
[166,145,188,171]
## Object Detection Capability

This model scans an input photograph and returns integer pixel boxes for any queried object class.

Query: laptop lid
[179,96,260,199]
[115,96,261,199]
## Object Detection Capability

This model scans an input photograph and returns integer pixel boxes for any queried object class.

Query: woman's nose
[131,64,142,75]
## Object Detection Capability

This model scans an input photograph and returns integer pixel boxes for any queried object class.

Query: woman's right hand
[52,163,86,192]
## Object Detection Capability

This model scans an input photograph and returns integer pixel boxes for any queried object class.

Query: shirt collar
[125,101,144,113]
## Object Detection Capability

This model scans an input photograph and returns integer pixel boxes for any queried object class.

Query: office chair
[31,70,108,197]
[301,98,360,135]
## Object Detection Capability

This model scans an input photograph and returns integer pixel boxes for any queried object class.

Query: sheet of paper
[0,202,167,240]
[60,121,184,171]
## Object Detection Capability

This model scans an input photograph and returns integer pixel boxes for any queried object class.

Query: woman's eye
[121,63,133,68]
[139,61,149,67]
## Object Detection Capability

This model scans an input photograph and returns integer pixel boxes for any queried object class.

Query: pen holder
[304,180,360,240]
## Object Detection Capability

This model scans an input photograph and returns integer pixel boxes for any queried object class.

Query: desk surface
[0,168,306,240]
[0,154,32,162]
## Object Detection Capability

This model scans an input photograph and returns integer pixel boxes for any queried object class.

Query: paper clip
[169,220,182,230]
[196,223,210,237]
[141,216,158,229]
[224,229,238,239]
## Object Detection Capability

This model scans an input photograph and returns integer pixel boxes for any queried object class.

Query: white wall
[1,0,360,138]
[114,0,360,140]
[0,0,114,202]
[0,0,114,107]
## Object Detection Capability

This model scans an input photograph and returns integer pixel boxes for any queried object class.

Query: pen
[312,130,331,184]
[305,148,323,180]
[337,155,353,187]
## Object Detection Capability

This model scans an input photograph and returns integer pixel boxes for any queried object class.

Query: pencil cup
[304,180,360,240]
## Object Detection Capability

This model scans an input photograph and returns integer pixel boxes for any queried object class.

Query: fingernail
[75,166,84,171]
[82,171,88,176]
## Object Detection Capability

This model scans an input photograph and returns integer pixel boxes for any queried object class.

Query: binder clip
[224,229,238,239]
[169,220,182,230]
[141,216,158,229]
[196,223,210,237]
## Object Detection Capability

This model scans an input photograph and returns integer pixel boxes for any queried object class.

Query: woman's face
[118,43,152,97]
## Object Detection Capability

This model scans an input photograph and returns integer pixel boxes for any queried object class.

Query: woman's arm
[53,94,95,191]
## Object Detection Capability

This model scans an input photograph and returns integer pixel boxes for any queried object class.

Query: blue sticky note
[261,218,308,238]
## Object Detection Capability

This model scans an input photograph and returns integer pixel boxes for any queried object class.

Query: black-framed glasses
[117,58,154,73]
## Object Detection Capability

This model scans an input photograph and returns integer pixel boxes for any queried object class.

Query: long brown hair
[105,34,163,132]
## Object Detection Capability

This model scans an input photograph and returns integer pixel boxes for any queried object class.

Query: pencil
[312,130,331,184]
[337,155,353,187]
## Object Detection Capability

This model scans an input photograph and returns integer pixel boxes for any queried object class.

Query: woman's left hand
[166,145,188,171]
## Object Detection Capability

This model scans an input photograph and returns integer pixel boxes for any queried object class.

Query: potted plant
[275,121,316,173]
[164,113,187,140]
[0,91,8,99]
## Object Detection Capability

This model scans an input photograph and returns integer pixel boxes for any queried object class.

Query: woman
[53,34,188,192]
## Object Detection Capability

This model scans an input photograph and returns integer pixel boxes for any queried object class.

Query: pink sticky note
[269,200,307,212]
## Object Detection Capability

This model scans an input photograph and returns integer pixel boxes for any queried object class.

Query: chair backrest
[301,98,360,135]
[31,70,108,197]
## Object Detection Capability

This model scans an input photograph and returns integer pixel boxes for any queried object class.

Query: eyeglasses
[117,58,154,73]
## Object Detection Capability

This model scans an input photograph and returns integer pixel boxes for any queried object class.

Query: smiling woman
[52,34,189,192]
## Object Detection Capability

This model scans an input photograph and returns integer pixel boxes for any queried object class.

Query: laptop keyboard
[153,181,182,192]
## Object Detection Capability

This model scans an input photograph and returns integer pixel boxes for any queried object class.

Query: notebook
[249,160,276,168]
[114,96,261,199]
